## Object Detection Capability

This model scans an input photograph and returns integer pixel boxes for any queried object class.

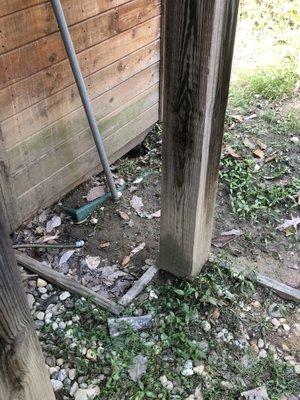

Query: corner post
[159,0,239,277]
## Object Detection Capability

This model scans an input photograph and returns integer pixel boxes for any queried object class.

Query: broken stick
[15,251,123,315]
[216,257,300,303]
[119,265,159,306]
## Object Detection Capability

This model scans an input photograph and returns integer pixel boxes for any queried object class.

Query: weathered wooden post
[0,203,55,400]
[159,0,239,277]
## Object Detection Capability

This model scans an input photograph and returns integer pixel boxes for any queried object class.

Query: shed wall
[0,0,160,229]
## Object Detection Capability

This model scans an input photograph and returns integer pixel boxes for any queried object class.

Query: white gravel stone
[271,318,280,329]
[193,365,205,375]
[38,287,47,294]
[181,360,194,376]
[59,321,66,329]
[52,322,59,330]
[37,278,47,287]
[201,320,211,332]
[56,358,64,366]
[258,338,264,349]
[69,368,76,380]
[59,291,71,301]
[49,367,59,376]
[70,382,79,396]
[36,311,45,321]
[290,136,299,144]
[295,364,300,374]
[57,368,67,382]
[258,349,268,358]
[51,379,63,392]
[75,386,100,400]
[159,375,173,391]
[282,323,290,331]
[149,290,158,300]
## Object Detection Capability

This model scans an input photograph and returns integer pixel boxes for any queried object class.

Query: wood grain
[0,16,160,120]
[0,0,129,54]
[0,202,55,400]
[15,251,123,315]
[0,0,160,88]
[16,104,158,222]
[3,41,160,149]
[159,0,239,277]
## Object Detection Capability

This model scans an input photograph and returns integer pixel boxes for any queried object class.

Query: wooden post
[159,0,239,277]
[0,204,55,400]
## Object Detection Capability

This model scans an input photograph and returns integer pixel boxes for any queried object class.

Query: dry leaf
[86,185,106,202]
[39,233,59,243]
[243,137,256,150]
[121,255,131,267]
[229,122,236,130]
[147,210,161,219]
[128,354,148,382]
[86,255,101,270]
[212,229,242,248]
[212,308,220,319]
[46,215,61,233]
[118,210,130,221]
[99,241,110,248]
[59,250,75,266]
[239,386,269,400]
[131,195,144,214]
[276,217,300,232]
[253,148,264,158]
[225,145,242,159]
[231,114,244,123]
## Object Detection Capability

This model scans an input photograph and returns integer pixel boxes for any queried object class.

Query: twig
[15,251,123,315]
[119,265,159,306]
[13,241,84,250]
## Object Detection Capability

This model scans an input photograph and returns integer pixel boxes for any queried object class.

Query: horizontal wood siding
[0,0,160,229]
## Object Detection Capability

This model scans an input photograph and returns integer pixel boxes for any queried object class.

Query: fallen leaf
[86,255,101,270]
[212,308,220,319]
[39,233,59,243]
[244,113,257,121]
[46,215,61,233]
[147,210,161,219]
[99,266,128,286]
[130,242,146,256]
[121,255,131,267]
[131,195,144,214]
[225,145,242,159]
[256,139,267,150]
[118,210,130,221]
[231,114,244,123]
[129,185,138,193]
[239,386,269,400]
[86,185,106,202]
[243,137,256,150]
[253,148,264,158]
[128,354,148,382]
[212,229,242,248]
[99,241,110,248]
[276,217,300,232]
[59,250,75,266]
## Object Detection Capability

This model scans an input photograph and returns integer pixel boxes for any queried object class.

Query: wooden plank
[217,258,300,303]
[0,0,160,89]
[0,0,130,54]
[0,127,19,228]
[119,265,159,306]
[17,104,158,222]
[3,41,160,150]
[13,84,159,195]
[8,62,159,172]
[0,1,45,18]
[0,16,160,120]
[0,201,55,400]
[159,0,239,277]
[15,251,123,315]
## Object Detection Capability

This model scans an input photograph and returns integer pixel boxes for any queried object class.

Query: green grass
[220,156,300,220]
[40,261,300,400]
[229,59,298,111]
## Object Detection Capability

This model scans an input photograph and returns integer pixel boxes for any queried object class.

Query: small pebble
[90,217,98,225]
[59,291,71,301]
[36,311,45,321]
[37,278,47,288]
[51,379,63,392]
[295,365,300,374]
[69,369,76,380]
[201,320,211,332]
[271,318,280,329]
[193,365,204,375]
[56,358,64,367]
[258,338,264,349]
[70,382,79,396]
[258,349,268,358]
[282,323,290,331]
